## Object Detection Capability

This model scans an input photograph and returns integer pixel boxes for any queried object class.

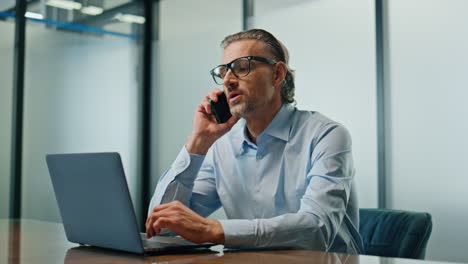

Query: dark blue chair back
[359,208,432,259]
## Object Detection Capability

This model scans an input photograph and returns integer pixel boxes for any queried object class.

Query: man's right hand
[185,88,240,155]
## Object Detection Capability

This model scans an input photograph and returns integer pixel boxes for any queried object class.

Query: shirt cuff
[171,146,206,184]
[219,219,256,248]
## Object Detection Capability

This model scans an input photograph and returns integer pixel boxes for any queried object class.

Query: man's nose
[223,69,238,88]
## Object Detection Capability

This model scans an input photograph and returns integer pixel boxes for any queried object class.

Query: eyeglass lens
[213,58,250,85]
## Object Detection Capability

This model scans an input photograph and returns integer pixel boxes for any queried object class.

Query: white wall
[385,0,468,262]
[150,0,243,219]
[252,0,378,208]
[0,22,14,219]
[21,23,141,223]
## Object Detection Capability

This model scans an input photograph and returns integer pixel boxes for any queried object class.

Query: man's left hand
[145,201,225,244]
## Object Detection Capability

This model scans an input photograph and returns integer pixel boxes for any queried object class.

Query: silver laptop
[46,152,214,254]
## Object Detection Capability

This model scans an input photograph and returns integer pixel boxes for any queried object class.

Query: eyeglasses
[210,56,277,85]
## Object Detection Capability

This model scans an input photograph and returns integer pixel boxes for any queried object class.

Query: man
[146,29,364,254]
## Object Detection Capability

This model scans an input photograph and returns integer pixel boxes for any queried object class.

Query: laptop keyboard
[140,233,195,247]
[141,239,173,247]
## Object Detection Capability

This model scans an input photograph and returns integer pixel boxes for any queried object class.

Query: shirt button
[257,154,263,159]
[255,188,260,192]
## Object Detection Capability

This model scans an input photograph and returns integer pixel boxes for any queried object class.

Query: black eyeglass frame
[209,56,278,85]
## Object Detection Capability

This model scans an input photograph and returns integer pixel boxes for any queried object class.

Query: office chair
[359,208,432,259]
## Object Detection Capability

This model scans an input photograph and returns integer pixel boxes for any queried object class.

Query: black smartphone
[209,92,232,124]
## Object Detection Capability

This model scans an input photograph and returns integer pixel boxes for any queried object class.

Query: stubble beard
[229,98,252,117]
[229,97,265,117]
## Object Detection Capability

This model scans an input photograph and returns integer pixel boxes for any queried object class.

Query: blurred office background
[1,0,467,262]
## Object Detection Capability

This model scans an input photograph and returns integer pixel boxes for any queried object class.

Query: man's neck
[245,102,283,144]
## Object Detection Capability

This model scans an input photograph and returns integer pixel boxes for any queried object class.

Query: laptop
[46,152,214,254]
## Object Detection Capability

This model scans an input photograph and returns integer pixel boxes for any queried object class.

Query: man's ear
[273,61,288,88]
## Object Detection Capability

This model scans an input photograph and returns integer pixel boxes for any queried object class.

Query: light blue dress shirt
[149,103,364,254]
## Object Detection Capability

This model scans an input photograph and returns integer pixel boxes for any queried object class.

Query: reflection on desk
[65,246,219,264]
[0,219,450,264]
[63,246,358,264]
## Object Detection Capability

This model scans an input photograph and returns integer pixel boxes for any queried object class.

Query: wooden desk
[0,219,443,264]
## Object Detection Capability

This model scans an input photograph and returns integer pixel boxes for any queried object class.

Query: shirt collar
[262,103,295,142]
[231,103,295,157]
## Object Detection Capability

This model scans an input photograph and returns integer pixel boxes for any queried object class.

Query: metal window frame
[139,0,157,229]
[9,0,26,220]
[9,0,26,260]
[243,0,254,30]
[375,0,387,209]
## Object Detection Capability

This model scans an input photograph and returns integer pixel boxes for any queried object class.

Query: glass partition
[386,0,468,262]
[20,5,143,223]
[251,0,378,208]
[0,4,15,259]
[24,0,143,38]
[0,10,15,219]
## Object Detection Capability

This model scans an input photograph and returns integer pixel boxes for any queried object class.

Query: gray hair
[220,29,295,104]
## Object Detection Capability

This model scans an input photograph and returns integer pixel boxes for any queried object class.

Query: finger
[147,205,174,237]
[152,204,170,213]
[152,217,170,235]
[209,89,224,102]
[196,103,208,115]
[202,100,212,115]
[146,214,155,233]
[152,200,179,213]
[219,115,241,131]
[152,224,159,237]
[145,211,155,229]
[207,89,224,103]
[145,218,150,233]
[146,222,152,238]
[147,213,168,238]
[199,95,211,112]
[146,215,156,238]
[148,224,158,238]
[213,88,223,95]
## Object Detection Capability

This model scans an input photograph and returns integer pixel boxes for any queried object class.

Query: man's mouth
[228,92,242,103]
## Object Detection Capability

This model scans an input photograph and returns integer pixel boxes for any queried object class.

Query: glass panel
[21,7,142,223]
[25,0,143,37]
[251,0,378,207]
[151,0,243,220]
[0,0,16,13]
[0,6,15,219]
[386,0,468,262]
